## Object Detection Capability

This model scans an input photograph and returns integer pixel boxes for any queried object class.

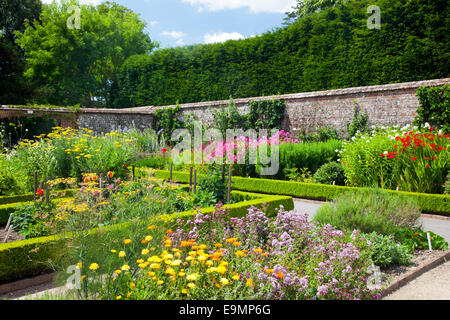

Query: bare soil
[0,227,24,243]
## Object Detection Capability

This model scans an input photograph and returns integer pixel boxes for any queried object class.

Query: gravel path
[383,260,450,300]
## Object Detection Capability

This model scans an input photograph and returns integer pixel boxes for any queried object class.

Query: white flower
[424,122,430,128]
[351,136,356,141]
[438,129,443,135]
[337,159,340,162]
[383,151,388,155]
[335,149,339,153]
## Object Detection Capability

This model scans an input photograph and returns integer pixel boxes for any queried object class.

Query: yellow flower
[232,241,241,247]
[214,243,222,248]
[130,282,136,289]
[89,263,99,271]
[206,260,213,266]
[187,282,196,289]
[148,225,156,230]
[121,264,130,271]
[181,289,188,294]
[118,251,126,258]
[171,259,182,266]
[114,270,121,275]
[165,268,176,276]
[123,239,132,245]
[148,271,156,277]
[220,278,229,285]
[76,262,82,269]
[225,238,237,243]
[141,249,150,255]
[150,263,161,269]
[145,235,153,242]
[138,263,148,269]
[232,274,240,280]
[178,271,185,277]
[157,280,164,285]
[246,278,253,287]
[265,269,274,274]
[116,296,122,300]
[110,249,117,253]
[186,273,199,281]
[236,250,245,257]
[136,259,145,264]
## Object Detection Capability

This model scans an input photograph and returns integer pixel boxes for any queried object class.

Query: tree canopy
[112,0,449,108]
[15,0,156,107]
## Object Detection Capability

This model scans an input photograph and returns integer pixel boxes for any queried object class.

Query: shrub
[395,228,448,251]
[313,161,346,186]
[313,188,422,236]
[366,232,413,268]
[347,102,369,138]
[277,139,342,179]
[414,85,450,133]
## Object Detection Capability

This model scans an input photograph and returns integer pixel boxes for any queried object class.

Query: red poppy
[36,188,44,196]
[426,164,430,167]
[123,164,129,168]
[410,157,417,161]
[161,148,168,154]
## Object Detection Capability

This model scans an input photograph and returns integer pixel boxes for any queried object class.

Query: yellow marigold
[181,289,188,294]
[275,272,284,279]
[89,263,99,271]
[136,259,144,264]
[225,238,237,243]
[265,269,274,274]
[138,263,148,269]
[178,271,185,277]
[246,278,253,287]
[232,274,240,280]
[121,264,130,271]
[148,271,156,277]
[165,268,176,276]
[123,239,132,245]
[110,249,117,253]
[130,282,136,289]
[187,282,196,289]
[253,248,263,253]
[235,250,245,257]
[186,273,199,281]
[145,235,153,242]
[220,278,229,285]
[214,243,223,248]
[118,251,126,258]
[141,249,150,255]
[217,265,227,274]
[232,241,241,247]
[150,263,161,269]
[171,259,182,266]
[148,225,156,230]
[157,280,164,285]
[114,270,121,275]
[206,260,213,266]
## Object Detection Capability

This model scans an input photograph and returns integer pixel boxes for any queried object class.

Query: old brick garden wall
[1,78,448,134]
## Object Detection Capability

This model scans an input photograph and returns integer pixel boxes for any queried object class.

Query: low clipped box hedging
[0,190,293,283]
[152,169,450,215]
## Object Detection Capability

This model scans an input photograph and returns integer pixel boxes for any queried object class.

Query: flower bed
[0,190,293,284]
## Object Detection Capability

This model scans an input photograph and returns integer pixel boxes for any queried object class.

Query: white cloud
[162,31,185,45]
[181,0,296,14]
[204,31,245,44]
[42,0,102,5]
[148,21,159,27]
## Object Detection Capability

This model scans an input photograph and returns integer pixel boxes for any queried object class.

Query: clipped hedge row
[0,189,76,206]
[0,191,293,283]
[152,169,450,216]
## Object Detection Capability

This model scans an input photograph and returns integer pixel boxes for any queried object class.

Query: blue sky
[43,0,297,48]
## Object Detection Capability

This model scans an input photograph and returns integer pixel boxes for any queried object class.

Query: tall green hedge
[112,0,449,108]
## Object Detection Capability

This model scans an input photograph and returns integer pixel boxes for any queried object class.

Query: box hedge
[151,169,450,216]
[0,191,293,283]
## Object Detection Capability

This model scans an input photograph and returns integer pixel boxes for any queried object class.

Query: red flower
[36,188,44,196]
[123,164,128,168]
[161,148,168,154]
[433,156,437,160]
[426,164,430,167]
[410,157,417,161]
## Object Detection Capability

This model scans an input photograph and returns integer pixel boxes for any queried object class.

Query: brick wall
[1,78,449,135]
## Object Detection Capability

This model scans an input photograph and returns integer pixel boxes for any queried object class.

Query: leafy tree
[15,0,156,107]
[0,0,42,104]
[284,0,350,24]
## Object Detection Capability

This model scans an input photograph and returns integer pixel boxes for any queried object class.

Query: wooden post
[5,213,13,231]
[170,163,173,183]
[132,165,136,181]
[189,166,193,193]
[34,171,38,201]
[227,165,232,203]
[45,181,50,204]
[222,164,225,183]
[193,169,197,193]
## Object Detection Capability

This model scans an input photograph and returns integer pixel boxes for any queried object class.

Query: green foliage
[12,202,54,239]
[113,0,449,108]
[414,85,450,133]
[366,232,413,268]
[211,99,249,136]
[395,228,448,251]
[445,172,450,195]
[284,167,314,183]
[15,0,155,107]
[312,161,346,186]
[295,126,340,143]
[197,166,228,204]
[347,102,369,138]
[154,105,183,145]
[313,188,422,236]
[284,0,351,23]
[248,99,286,130]
[277,139,342,179]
